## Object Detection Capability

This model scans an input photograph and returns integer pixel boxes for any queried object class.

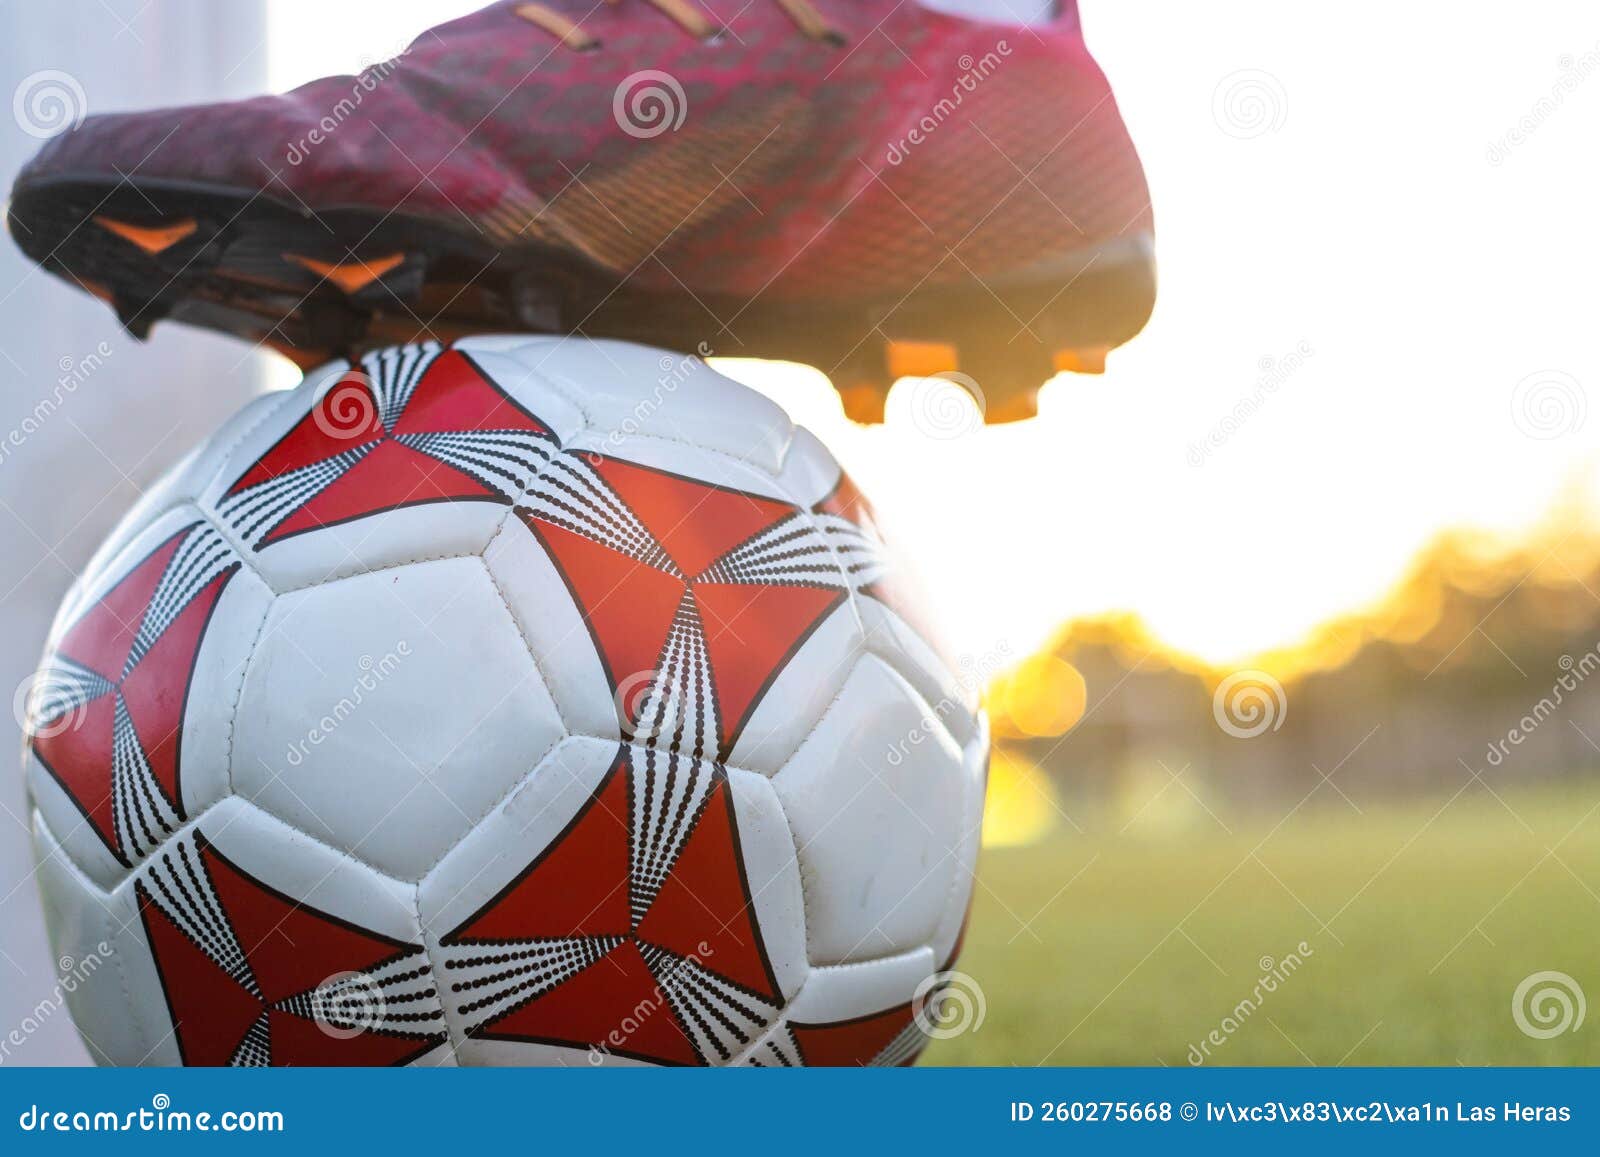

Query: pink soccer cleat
[8,0,1154,420]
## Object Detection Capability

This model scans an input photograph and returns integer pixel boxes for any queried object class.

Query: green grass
[924,780,1600,1066]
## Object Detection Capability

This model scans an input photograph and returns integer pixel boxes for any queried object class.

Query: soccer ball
[23,338,987,1067]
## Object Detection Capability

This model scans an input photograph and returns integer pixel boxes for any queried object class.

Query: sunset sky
[268,0,1600,666]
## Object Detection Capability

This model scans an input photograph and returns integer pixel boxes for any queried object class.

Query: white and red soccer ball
[23,339,986,1066]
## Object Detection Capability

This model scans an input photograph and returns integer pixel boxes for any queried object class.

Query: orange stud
[93,216,197,255]
[1053,346,1109,375]
[985,389,1040,424]
[286,252,405,295]
[838,384,888,425]
[886,340,959,380]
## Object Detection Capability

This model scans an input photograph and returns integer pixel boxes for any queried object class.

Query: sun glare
[268,1,1600,672]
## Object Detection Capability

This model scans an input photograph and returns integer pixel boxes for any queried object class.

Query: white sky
[268,1,1600,666]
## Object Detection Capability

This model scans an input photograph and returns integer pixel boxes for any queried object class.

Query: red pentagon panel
[813,469,948,661]
[480,939,700,1067]
[524,518,689,694]
[692,580,844,740]
[789,1004,920,1067]
[441,748,781,1065]
[596,456,797,578]
[220,348,552,547]
[519,453,846,756]
[633,779,775,996]
[29,525,236,864]
[448,761,634,945]
[137,833,445,1066]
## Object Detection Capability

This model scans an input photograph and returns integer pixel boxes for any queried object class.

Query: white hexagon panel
[23,337,987,1067]
[230,556,564,881]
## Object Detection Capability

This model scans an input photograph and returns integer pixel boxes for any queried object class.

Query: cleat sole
[10,176,1155,424]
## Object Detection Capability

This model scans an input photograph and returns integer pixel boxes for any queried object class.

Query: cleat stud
[1053,346,1109,375]
[984,389,1040,424]
[886,339,959,380]
[113,295,164,341]
[301,298,370,351]
[509,276,563,331]
[286,252,406,295]
[956,339,1052,424]
[93,216,198,256]
[839,384,888,424]
[838,387,889,428]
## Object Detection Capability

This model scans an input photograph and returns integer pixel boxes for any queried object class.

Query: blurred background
[2,0,1599,1065]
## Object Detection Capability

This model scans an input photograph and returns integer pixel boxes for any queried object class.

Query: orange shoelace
[515,0,843,49]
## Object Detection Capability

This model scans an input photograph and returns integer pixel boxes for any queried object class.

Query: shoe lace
[515,0,844,49]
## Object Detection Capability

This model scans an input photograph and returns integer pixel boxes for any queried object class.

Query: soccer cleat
[28,337,986,1065]
[8,0,1154,422]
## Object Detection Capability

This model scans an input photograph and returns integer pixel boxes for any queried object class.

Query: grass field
[924,779,1600,1066]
